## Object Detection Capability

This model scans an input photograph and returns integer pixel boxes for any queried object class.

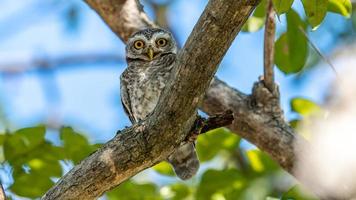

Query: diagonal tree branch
[41,0,259,199]
[85,0,157,42]
[84,0,304,174]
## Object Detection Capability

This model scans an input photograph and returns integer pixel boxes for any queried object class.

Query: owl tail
[167,143,200,180]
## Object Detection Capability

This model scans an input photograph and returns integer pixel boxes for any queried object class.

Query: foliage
[281,185,318,200]
[1,0,353,199]
[243,0,352,75]
[1,126,100,198]
[242,0,267,32]
[272,0,294,15]
[275,9,308,74]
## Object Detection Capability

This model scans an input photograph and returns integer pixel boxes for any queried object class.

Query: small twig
[0,53,124,75]
[186,110,234,142]
[263,0,276,92]
[299,27,340,80]
[200,110,234,133]
[0,182,5,200]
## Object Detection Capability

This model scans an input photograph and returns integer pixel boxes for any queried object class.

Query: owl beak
[147,48,154,60]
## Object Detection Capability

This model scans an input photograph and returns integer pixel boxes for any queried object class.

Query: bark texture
[84,0,304,174]
[203,79,305,172]
[41,0,259,199]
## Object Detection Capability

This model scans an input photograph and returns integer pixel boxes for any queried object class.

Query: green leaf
[0,134,5,146]
[169,184,191,200]
[3,126,66,198]
[4,126,46,163]
[60,127,99,164]
[275,10,308,74]
[152,161,175,176]
[291,98,322,117]
[246,150,279,174]
[328,0,352,17]
[302,0,328,28]
[196,169,245,200]
[196,128,240,162]
[6,126,100,198]
[10,172,53,198]
[272,0,294,15]
[282,185,318,200]
[242,0,266,32]
[106,181,162,200]
[266,197,280,200]
[289,119,301,129]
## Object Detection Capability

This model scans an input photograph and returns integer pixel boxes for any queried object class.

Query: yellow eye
[134,40,145,49]
[156,38,167,47]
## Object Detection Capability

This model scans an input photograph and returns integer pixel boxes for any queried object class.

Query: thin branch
[199,110,234,134]
[0,183,4,200]
[299,27,340,79]
[263,0,276,92]
[0,53,123,74]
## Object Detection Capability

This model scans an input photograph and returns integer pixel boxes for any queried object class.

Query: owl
[120,28,200,180]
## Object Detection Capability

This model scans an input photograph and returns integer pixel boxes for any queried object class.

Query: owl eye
[156,38,167,47]
[134,40,145,49]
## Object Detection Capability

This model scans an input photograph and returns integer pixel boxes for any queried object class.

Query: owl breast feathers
[120,28,199,180]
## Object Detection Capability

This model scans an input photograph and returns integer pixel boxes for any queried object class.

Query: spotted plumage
[120,28,199,180]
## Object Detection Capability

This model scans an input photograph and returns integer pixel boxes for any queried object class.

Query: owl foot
[250,80,283,117]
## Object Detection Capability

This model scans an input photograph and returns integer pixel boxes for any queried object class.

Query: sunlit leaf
[107,181,162,200]
[152,161,175,176]
[275,10,308,74]
[4,126,46,164]
[196,169,245,200]
[169,184,191,200]
[328,0,352,17]
[282,185,318,200]
[242,0,266,32]
[246,150,279,174]
[266,197,280,200]
[10,172,53,198]
[291,98,322,117]
[273,0,294,15]
[60,126,99,164]
[301,0,328,28]
[196,128,240,162]
[0,134,5,146]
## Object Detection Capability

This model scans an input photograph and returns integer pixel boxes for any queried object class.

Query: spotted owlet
[120,28,200,180]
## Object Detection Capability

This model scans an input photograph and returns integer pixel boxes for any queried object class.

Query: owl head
[126,28,178,61]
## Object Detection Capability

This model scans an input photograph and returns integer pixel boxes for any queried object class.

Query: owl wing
[120,71,137,123]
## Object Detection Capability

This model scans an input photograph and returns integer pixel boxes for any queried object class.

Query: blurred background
[0,0,355,199]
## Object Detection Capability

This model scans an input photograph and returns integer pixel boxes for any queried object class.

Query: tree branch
[83,0,303,175]
[41,0,258,199]
[263,0,276,92]
[85,0,157,42]
[202,79,306,173]
[0,53,123,74]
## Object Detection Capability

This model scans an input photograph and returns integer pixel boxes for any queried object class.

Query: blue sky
[0,0,347,143]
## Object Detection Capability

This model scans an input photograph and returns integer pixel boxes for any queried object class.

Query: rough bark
[263,0,276,92]
[41,0,258,199]
[203,79,305,172]
[84,0,303,174]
